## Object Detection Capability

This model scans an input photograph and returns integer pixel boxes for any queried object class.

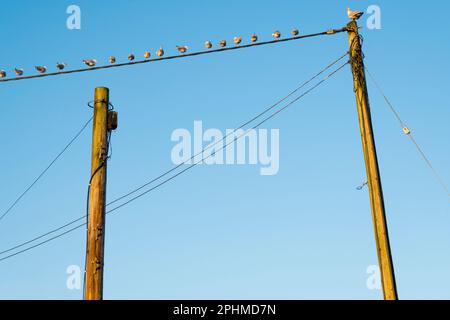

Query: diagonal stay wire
[366,67,450,197]
[0,58,348,262]
[106,52,349,207]
[0,117,93,223]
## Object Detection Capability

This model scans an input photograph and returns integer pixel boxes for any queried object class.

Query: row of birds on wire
[0,7,366,79]
[0,29,300,79]
[0,29,300,78]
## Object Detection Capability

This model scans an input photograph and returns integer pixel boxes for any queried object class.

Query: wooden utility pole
[84,87,117,300]
[347,21,398,300]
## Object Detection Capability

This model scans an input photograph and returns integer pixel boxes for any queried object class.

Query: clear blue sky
[0,0,449,300]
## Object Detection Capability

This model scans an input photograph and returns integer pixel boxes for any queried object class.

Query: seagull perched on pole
[176,46,188,54]
[14,68,24,76]
[83,59,97,67]
[56,63,67,71]
[347,8,364,21]
[0,70,6,78]
[35,66,47,74]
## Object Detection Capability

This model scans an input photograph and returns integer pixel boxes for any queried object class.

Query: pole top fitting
[346,21,359,33]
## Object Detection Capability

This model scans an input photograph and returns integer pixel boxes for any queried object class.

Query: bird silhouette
[156,47,164,57]
[347,8,364,21]
[128,54,135,61]
[204,41,213,49]
[291,29,299,36]
[272,31,281,39]
[219,40,227,48]
[234,37,242,45]
[35,66,47,74]
[144,51,151,59]
[56,63,67,71]
[0,70,6,78]
[83,59,97,67]
[109,56,116,64]
[251,34,258,42]
[14,68,24,76]
[176,46,188,54]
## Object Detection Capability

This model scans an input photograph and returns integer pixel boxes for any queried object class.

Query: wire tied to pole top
[87,100,115,111]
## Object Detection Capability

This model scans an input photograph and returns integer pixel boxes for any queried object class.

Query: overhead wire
[0,28,347,84]
[0,55,349,263]
[366,67,450,197]
[0,117,93,223]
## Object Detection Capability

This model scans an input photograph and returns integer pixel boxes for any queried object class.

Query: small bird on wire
[251,33,258,42]
[291,28,300,36]
[128,54,135,61]
[35,66,47,74]
[109,56,116,64]
[219,40,227,48]
[144,51,151,59]
[83,59,97,67]
[0,70,6,78]
[56,63,67,71]
[272,31,281,39]
[14,68,24,76]
[176,46,188,54]
[233,36,242,45]
[347,8,364,21]
[156,47,164,57]
[204,41,213,49]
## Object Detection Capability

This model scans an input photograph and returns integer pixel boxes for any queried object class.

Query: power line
[0,117,93,223]
[106,61,349,215]
[106,52,349,207]
[0,52,348,256]
[366,67,450,197]
[0,28,347,84]
[0,223,86,263]
[0,57,348,263]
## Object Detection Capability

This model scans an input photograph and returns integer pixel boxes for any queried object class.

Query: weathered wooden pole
[347,21,398,300]
[84,87,114,300]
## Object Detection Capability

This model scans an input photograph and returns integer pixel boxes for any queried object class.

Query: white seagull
[83,59,97,67]
[176,46,188,54]
[35,66,47,74]
[348,8,364,21]
[56,63,67,71]
[156,47,165,57]
[204,41,213,49]
[14,68,24,76]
